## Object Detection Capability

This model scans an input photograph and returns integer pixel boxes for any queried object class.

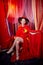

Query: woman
[11,17,30,62]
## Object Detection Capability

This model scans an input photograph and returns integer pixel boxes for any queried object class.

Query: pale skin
[20,19,26,27]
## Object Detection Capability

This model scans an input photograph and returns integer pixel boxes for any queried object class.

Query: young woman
[11,17,30,62]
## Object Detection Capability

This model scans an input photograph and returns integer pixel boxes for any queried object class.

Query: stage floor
[10,59,43,65]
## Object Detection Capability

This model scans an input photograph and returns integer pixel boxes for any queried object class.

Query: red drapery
[0,0,43,61]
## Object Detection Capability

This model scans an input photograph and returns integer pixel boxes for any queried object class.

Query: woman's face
[21,19,26,25]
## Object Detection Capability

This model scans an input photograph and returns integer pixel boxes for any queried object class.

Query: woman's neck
[22,24,24,27]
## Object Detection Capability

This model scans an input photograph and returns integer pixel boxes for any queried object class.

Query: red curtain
[0,1,13,49]
[0,0,43,59]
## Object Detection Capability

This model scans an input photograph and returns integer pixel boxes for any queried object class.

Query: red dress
[11,25,41,62]
[11,25,31,62]
[29,30,41,58]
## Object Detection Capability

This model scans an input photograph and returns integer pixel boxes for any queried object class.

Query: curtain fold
[3,0,43,35]
[32,0,43,30]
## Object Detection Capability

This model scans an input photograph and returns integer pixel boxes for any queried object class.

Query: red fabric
[11,25,30,62]
[41,31,43,58]
[29,30,41,58]
[16,25,31,60]
[8,16,15,35]
[0,2,14,49]
[11,26,41,62]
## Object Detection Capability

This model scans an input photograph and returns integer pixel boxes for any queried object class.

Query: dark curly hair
[18,17,29,24]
